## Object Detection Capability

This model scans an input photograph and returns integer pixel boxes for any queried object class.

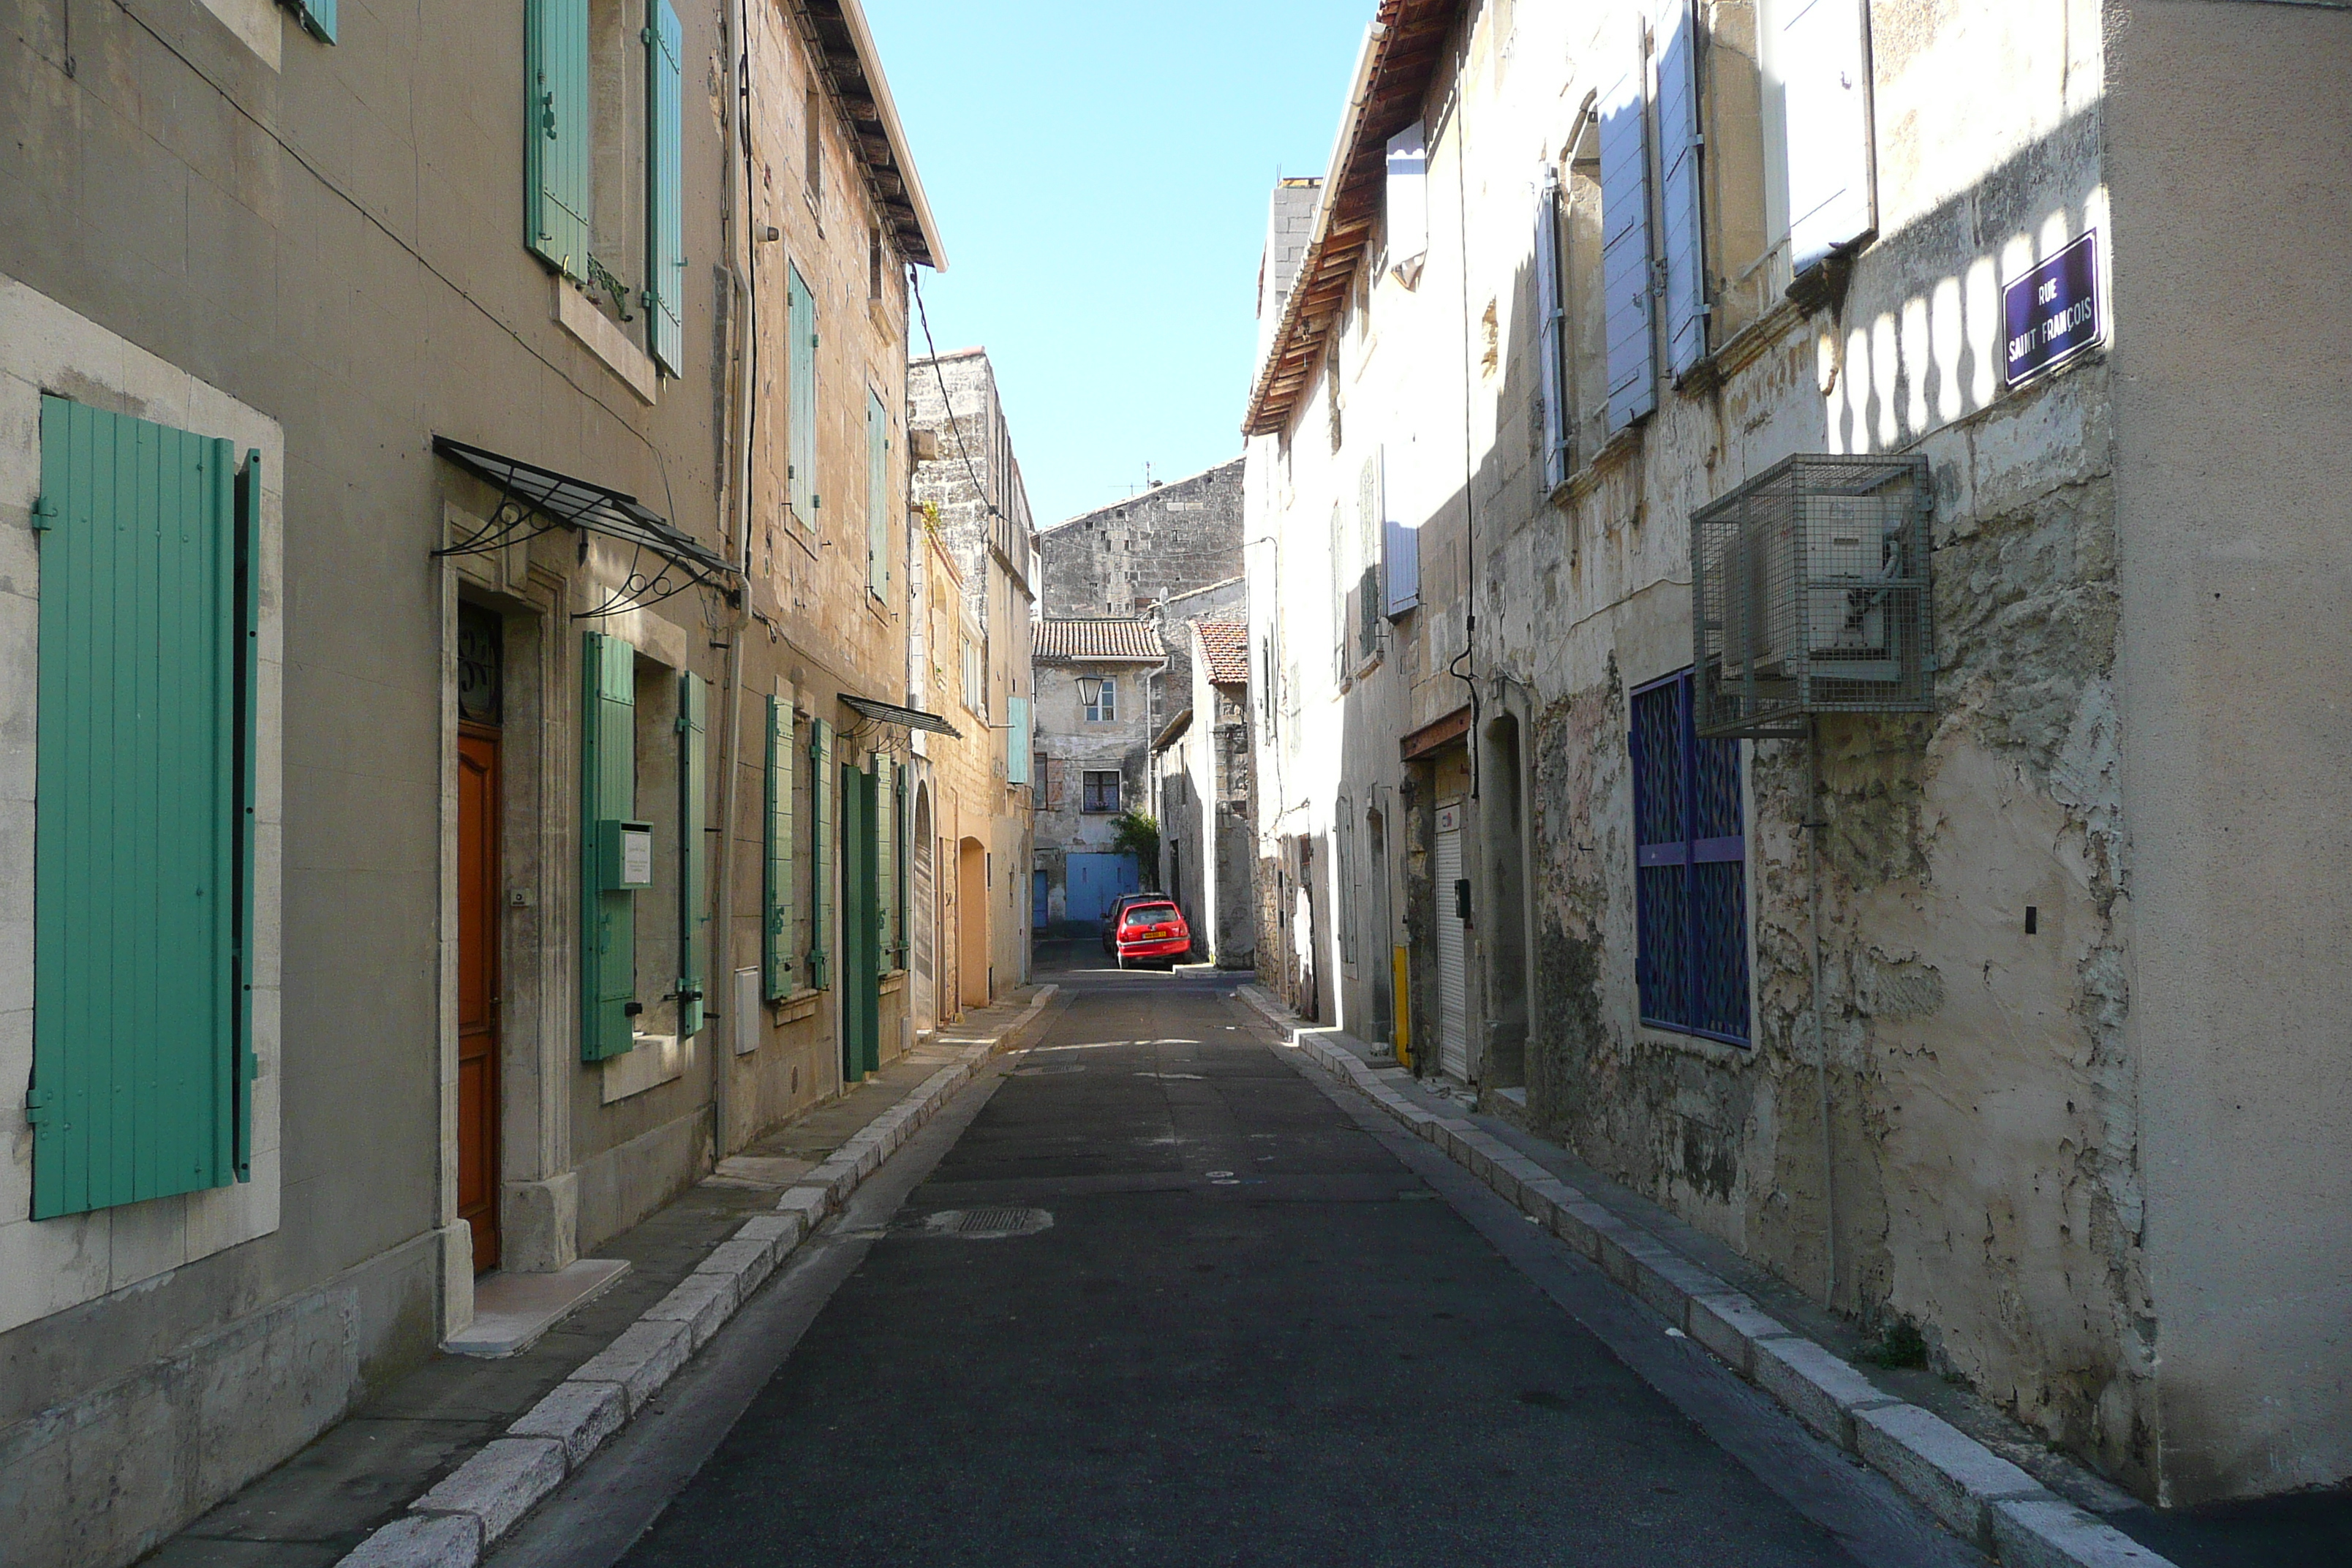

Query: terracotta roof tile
[1035,617,1164,663]
[1191,618,1251,685]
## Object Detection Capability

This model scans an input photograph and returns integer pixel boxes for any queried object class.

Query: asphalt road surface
[493,952,1983,1567]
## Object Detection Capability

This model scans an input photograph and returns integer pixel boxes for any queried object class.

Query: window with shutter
[807,717,834,988]
[527,0,592,279]
[867,389,889,598]
[1534,176,1570,488]
[1657,0,1708,377]
[789,263,818,523]
[1768,0,1876,273]
[644,0,685,376]
[763,695,795,999]
[288,0,336,42]
[580,633,638,1060]
[1599,38,1657,431]
[1632,670,1749,1044]
[29,399,259,1219]
[1384,122,1428,284]
[1006,697,1031,784]
[677,671,708,1035]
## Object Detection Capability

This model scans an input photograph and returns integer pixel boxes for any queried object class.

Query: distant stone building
[1035,458,1244,618]
[1030,618,1163,932]
[1150,617,1256,966]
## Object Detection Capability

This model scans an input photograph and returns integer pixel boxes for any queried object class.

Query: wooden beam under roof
[1241,0,1466,437]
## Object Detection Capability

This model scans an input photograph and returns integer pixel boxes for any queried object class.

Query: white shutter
[1599,39,1656,431]
[1434,807,1469,1080]
[1773,0,1875,272]
[1657,0,1708,376]
[1385,122,1429,282]
[1382,448,1420,617]
[1534,173,1568,489]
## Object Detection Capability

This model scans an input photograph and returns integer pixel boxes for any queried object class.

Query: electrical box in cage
[1692,454,1933,738]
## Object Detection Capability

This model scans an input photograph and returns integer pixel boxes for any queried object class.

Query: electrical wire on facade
[910,268,1003,522]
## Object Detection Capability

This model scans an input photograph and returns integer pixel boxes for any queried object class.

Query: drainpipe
[709,0,758,1161]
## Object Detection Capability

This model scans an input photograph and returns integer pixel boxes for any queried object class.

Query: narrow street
[487,946,1980,1568]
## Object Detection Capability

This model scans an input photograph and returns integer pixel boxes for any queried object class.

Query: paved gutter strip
[338,984,1061,1568]
[1235,985,2179,1568]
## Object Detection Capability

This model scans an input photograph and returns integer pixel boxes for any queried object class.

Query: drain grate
[919,1206,1054,1240]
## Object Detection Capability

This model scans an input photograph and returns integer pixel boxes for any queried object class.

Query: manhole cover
[918,1207,1054,1240]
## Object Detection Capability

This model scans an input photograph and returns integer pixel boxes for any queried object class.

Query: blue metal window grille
[1632,669,1750,1044]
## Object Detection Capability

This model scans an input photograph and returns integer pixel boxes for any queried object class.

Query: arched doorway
[912,785,935,1034]
[957,837,989,1009]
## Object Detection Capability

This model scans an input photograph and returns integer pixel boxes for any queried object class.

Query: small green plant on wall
[1112,810,1160,889]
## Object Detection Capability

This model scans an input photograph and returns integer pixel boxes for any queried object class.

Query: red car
[1114,900,1191,968]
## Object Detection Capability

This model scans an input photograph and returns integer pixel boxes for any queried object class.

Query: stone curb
[336,984,1060,1567]
[1235,985,2177,1568]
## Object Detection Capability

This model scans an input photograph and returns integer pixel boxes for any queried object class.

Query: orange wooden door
[457,725,502,1272]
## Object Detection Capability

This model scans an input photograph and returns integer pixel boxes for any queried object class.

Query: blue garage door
[1066,853,1139,927]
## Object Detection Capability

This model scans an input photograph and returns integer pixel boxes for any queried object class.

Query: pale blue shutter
[789,264,818,521]
[1382,450,1420,617]
[581,633,637,1060]
[1006,698,1031,784]
[762,696,794,999]
[1599,42,1656,430]
[1777,0,1876,271]
[807,717,833,988]
[1657,1,1708,377]
[1384,121,1428,275]
[1534,176,1569,488]
[645,0,686,376]
[867,389,889,597]
[289,0,336,42]
[527,0,592,279]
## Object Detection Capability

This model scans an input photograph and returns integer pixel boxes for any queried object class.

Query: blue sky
[864,1,1372,528]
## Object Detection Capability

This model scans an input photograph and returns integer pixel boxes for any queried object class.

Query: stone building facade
[1245,0,2352,1509]
[0,3,969,1561]
[1036,458,1245,618]
[1150,618,1257,966]
[907,347,1038,1017]
[1030,619,1162,932]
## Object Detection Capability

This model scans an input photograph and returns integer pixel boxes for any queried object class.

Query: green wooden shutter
[528,0,592,279]
[841,763,879,1082]
[873,755,894,970]
[29,398,254,1218]
[676,671,708,1036]
[644,0,685,376]
[581,633,637,1060]
[789,263,818,520]
[866,390,889,598]
[232,450,261,1180]
[893,762,909,968]
[289,0,337,42]
[762,695,795,999]
[807,716,833,988]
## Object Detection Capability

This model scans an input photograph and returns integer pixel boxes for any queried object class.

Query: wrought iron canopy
[840,693,961,739]
[429,435,738,614]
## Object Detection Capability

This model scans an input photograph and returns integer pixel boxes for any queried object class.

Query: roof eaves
[805,0,947,271]
[1241,0,1466,437]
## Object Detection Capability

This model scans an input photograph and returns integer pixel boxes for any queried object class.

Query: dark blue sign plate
[2004,230,2100,387]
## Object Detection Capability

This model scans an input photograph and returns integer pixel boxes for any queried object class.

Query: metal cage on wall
[1691,454,1934,739]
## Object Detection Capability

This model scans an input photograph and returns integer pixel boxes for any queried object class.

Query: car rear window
[1124,905,1177,924]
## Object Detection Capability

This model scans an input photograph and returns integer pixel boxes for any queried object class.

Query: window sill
[555,280,657,406]
[1633,1024,1754,1066]
[770,988,824,1024]
[1553,424,1643,507]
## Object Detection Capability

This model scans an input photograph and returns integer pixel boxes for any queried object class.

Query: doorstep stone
[442,1259,630,1360]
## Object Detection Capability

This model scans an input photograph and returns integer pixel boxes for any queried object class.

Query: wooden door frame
[456,720,504,1273]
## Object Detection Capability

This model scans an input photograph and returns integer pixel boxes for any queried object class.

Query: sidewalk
[1238,985,2352,1568]
[146,985,1060,1568]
